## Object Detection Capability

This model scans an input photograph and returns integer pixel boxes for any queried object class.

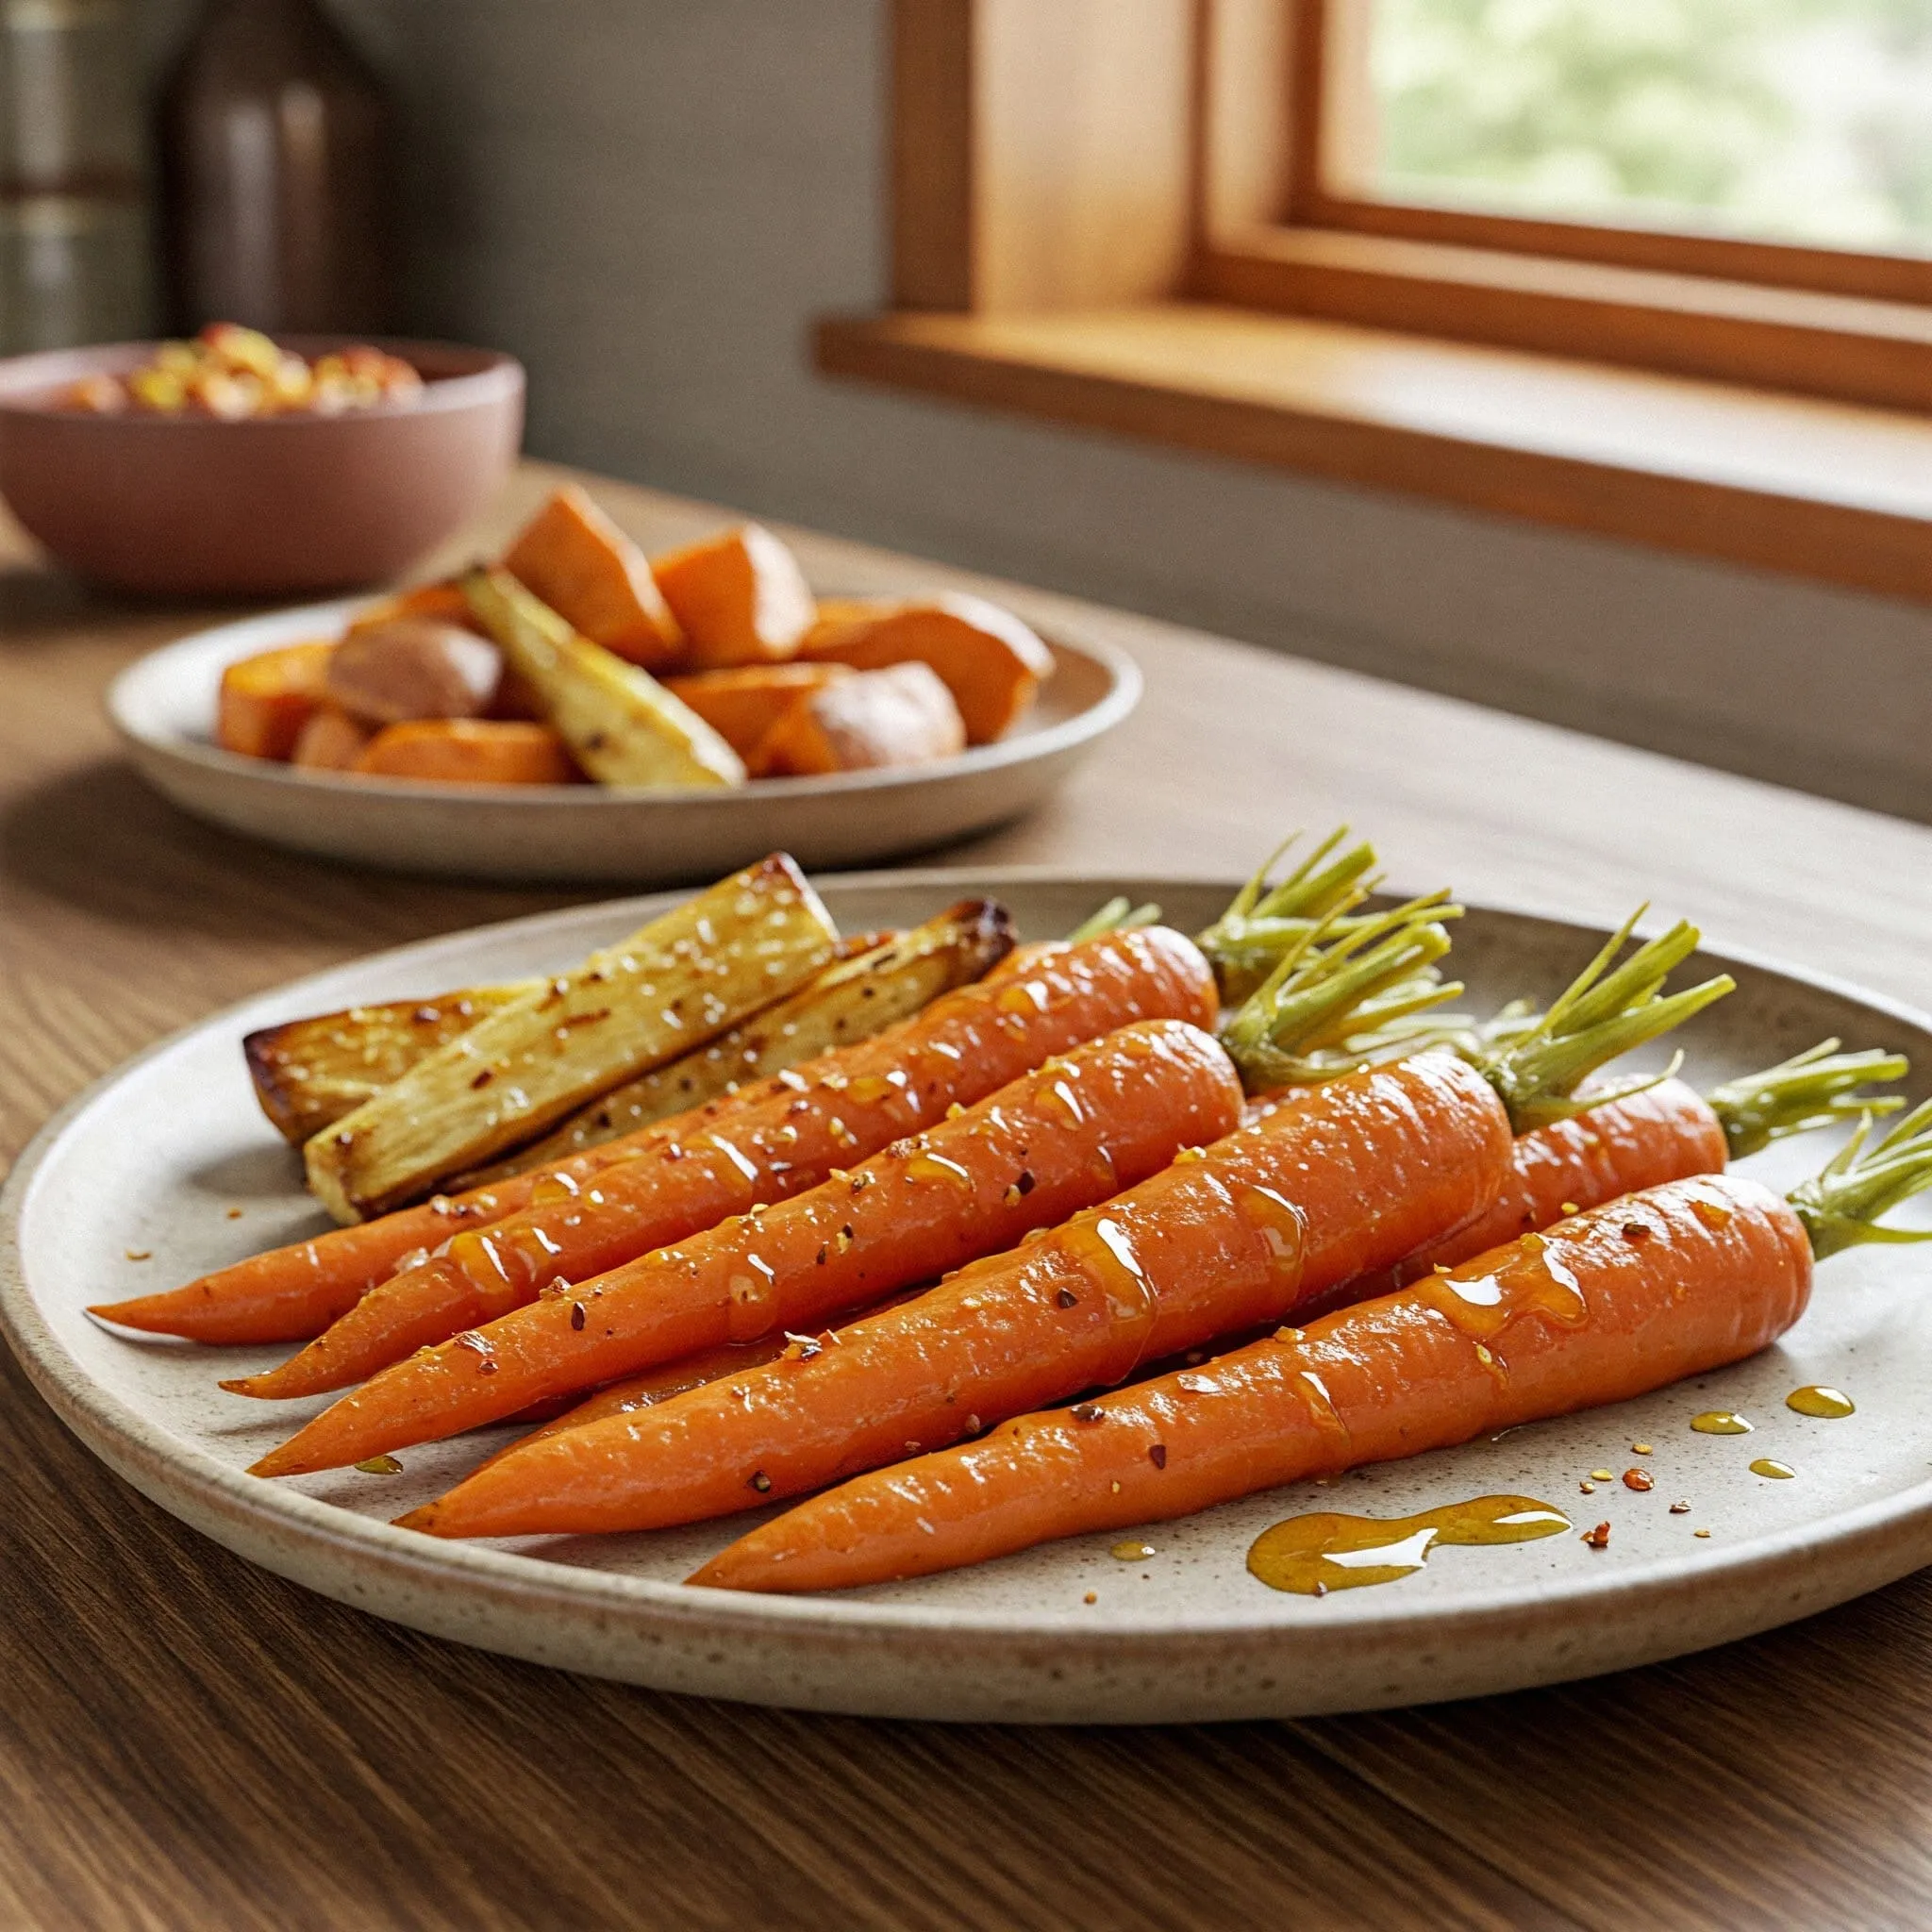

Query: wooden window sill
[815,302,1932,603]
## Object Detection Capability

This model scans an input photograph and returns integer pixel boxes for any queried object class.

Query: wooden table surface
[3,460,1930,1931]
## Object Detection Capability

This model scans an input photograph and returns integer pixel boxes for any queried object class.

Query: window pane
[1353,0,1932,256]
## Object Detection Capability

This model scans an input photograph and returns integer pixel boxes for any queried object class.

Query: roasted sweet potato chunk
[803,592,1053,743]
[757,661,966,775]
[664,663,851,760]
[291,706,374,771]
[502,485,684,670]
[650,524,816,669]
[325,620,502,725]
[215,641,336,760]
[354,719,582,786]
[345,581,479,636]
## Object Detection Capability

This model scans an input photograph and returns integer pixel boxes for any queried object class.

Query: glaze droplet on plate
[1690,1410,1753,1436]
[1786,1385,1855,1419]
[1246,1494,1572,1596]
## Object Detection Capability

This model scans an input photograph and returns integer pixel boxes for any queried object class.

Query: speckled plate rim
[4,868,1931,1721]
[105,599,1143,808]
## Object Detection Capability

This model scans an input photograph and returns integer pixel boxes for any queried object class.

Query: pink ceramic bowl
[0,337,524,597]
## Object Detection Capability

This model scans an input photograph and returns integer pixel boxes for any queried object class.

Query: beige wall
[149,0,1932,820]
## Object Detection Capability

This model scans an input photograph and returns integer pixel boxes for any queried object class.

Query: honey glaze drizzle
[1248,1495,1574,1595]
[1057,1212,1158,1384]
[1237,1184,1307,1284]
[1414,1235,1589,1345]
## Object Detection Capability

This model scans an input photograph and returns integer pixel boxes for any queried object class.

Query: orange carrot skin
[479,1288,930,1468]
[693,1171,1812,1591]
[96,908,1019,1348]
[402,1054,1512,1538]
[251,1018,1244,1474]
[1324,1076,1731,1312]
[88,1074,768,1344]
[231,926,1216,1398]
[87,1178,553,1346]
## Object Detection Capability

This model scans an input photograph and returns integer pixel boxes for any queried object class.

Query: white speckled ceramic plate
[107,604,1139,884]
[4,873,1930,1724]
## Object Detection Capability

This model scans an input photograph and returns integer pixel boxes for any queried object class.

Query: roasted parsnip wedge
[462,567,744,789]
[456,899,1015,1183]
[245,983,539,1144]
[304,855,839,1222]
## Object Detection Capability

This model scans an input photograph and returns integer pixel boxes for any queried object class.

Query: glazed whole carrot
[394,1051,1520,1537]
[1330,1041,1910,1307]
[245,1016,1247,1471]
[87,1174,563,1348]
[249,889,1460,1460]
[225,925,1218,1399]
[392,912,1736,1539]
[90,832,1360,1351]
[691,1102,1932,1593]
[496,1285,928,1460]
[99,918,1204,1356]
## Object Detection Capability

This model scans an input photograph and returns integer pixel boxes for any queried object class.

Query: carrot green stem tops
[1217,892,1464,1094]
[1707,1040,1910,1158]
[1790,1100,1932,1260]
[1473,909,1735,1134]
[1062,895,1163,944]
[1195,826,1382,1005]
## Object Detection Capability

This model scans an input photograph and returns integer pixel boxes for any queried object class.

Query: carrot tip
[85,1299,177,1335]
[391,1506,441,1534]
[246,1446,310,1479]
[217,1368,315,1400]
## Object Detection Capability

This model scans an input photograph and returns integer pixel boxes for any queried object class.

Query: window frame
[815,0,1932,606]
[1272,0,1932,310]
[1188,0,1932,414]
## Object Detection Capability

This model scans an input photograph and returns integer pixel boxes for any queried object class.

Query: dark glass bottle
[158,0,393,334]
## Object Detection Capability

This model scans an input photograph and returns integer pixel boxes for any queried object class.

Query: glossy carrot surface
[227,924,1216,1398]
[1319,1076,1728,1310]
[399,1053,1513,1538]
[693,1171,1812,1592]
[253,1015,1245,1476]
[87,1175,554,1346]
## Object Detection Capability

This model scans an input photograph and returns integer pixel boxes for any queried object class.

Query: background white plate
[4,872,1930,1724]
[108,605,1140,884]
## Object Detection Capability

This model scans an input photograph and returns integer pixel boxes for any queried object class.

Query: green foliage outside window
[1368,0,1932,251]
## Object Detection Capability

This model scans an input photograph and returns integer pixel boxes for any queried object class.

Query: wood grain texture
[1306,186,1932,311]
[890,0,1197,314]
[4,461,1932,1928]
[816,303,1932,604]
[890,0,976,310]
[1197,227,1932,414]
